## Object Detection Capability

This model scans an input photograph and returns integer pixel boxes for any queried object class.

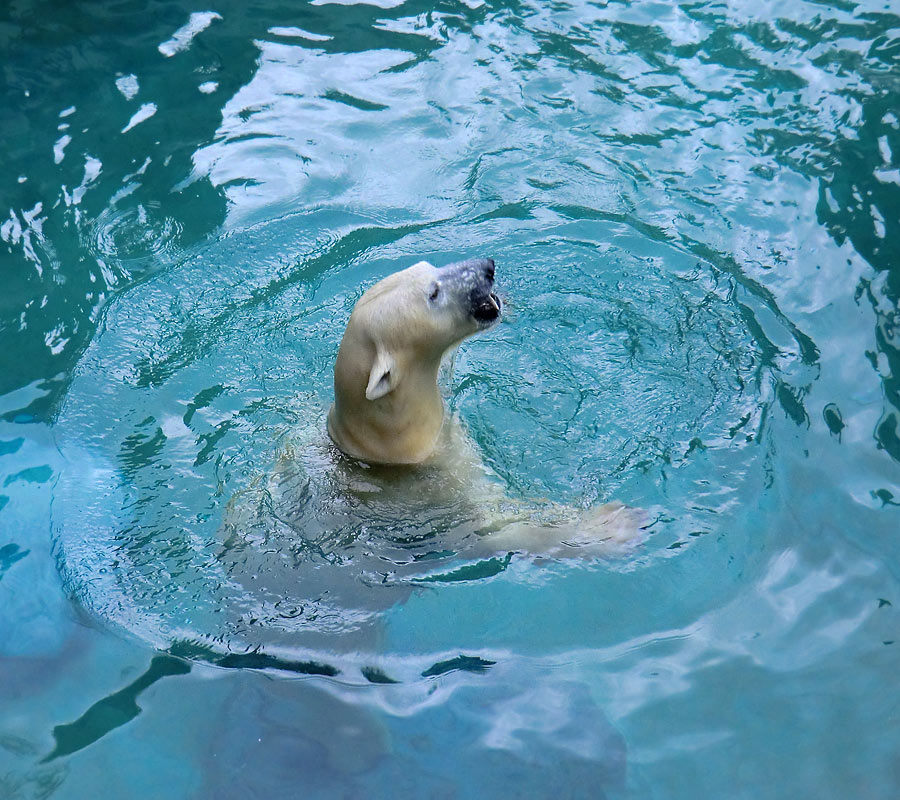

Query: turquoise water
[2,0,899,796]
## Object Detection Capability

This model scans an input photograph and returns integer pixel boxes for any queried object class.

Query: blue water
[2,1,899,797]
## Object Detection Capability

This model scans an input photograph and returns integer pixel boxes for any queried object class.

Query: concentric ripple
[52,211,774,667]
[84,201,183,269]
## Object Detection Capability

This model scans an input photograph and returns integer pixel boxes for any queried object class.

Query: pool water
[1,0,898,797]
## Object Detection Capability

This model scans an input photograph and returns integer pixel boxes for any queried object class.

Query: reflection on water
[2,0,900,797]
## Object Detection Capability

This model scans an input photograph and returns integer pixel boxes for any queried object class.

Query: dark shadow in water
[167,638,499,685]
[42,654,190,763]
[169,640,340,678]
[0,543,30,582]
[421,655,496,678]
[415,552,513,583]
[359,666,400,685]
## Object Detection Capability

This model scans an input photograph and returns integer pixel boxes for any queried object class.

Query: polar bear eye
[428,283,441,302]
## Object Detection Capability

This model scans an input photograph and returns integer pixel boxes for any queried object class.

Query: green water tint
[2,0,900,797]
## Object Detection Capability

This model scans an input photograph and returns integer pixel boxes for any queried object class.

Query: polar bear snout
[471,287,502,326]
[468,258,502,327]
[436,257,502,328]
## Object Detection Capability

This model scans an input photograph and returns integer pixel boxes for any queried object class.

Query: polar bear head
[328,257,501,464]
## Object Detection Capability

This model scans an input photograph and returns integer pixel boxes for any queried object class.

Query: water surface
[1,0,899,797]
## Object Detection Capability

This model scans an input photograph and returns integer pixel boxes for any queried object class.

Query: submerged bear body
[224,255,646,624]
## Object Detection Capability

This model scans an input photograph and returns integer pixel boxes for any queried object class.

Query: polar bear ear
[365,350,397,400]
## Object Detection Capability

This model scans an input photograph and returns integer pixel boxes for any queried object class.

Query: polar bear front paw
[558,501,649,558]
[481,500,649,560]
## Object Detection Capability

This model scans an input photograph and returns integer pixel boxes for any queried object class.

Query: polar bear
[323,256,646,559]
[219,256,645,646]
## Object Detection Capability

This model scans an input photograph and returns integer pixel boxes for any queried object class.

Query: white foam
[116,73,140,100]
[310,0,404,7]
[875,168,900,186]
[158,11,222,57]
[53,134,71,164]
[267,26,332,41]
[872,204,886,239]
[121,102,157,133]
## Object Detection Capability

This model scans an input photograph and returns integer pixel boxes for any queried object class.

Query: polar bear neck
[328,335,447,466]
[327,257,498,465]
